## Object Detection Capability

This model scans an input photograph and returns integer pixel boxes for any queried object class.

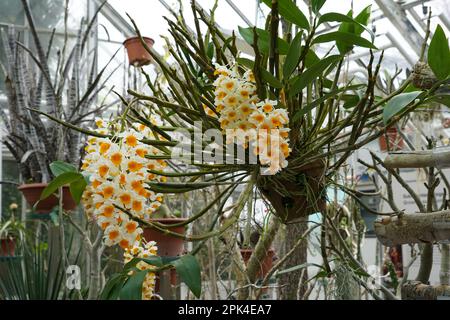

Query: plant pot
[257,159,327,224]
[240,248,275,279]
[18,183,77,214]
[379,127,404,152]
[142,218,187,257]
[123,36,155,67]
[0,238,16,256]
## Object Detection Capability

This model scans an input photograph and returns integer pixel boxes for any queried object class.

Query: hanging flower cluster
[124,241,159,300]
[208,64,291,173]
[81,119,167,250]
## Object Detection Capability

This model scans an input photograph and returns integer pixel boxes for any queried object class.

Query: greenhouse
[0,0,449,304]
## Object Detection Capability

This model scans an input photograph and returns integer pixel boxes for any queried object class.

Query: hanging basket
[142,218,187,257]
[123,36,155,67]
[257,159,327,224]
[18,183,77,214]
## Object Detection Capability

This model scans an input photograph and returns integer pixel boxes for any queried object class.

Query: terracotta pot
[18,183,77,214]
[240,248,275,279]
[0,238,16,256]
[257,159,327,224]
[123,36,155,67]
[143,218,187,257]
[379,127,404,152]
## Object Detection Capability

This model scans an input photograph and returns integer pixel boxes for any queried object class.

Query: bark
[278,218,309,300]
[384,150,450,169]
[441,244,450,286]
[402,280,450,300]
[374,210,450,246]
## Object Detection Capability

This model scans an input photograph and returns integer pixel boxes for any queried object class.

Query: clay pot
[0,238,16,256]
[123,36,155,67]
[240,248,275,279]
[18,183,77,214]
[142,218,187,257]
[257,159,327,224]
[379,127,404,152]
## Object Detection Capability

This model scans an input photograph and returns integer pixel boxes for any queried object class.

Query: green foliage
[382,91,422,124]
[101,254,202,300]
[312,31,376,51]
[261,0,309,30]
[40,161,89,205]
[238,26,289,55]
[428,24,450,80]
[283,31,303,80]
[311,0,326,14]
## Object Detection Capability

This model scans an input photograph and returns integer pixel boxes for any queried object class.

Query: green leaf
[206,42,214,60]
[318,12,357,26]
[238,26,289,55]
[311,0,326,14]
[289,55,341,97]
[173,255,201,298]
[100,273,126,300]
[428,24,450,80]
[283,31,303,80]
[312,31,377,52]
[304,49,320,68]
[69,177,87,204]
[236,57,254,69]
[354,5,372,35]
[261,69,283,88]
[40,172,84,200]
[426,94,450,107]
[382,91,422,124]
[49,161,77,177]
[261,0,309,30]
[119,270,149,300]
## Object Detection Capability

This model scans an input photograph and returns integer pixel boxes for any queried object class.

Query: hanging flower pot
[0,238,16,256]
[18,183,77,214]
[257,159,327,224]
[379,127,404,152]
[142,218,187,257]
[240,248,275,279]
[123,36,155,67]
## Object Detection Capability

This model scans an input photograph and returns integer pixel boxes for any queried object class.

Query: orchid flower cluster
[124,241,159,300]
[81,119,167,250]
[207,63,291,174]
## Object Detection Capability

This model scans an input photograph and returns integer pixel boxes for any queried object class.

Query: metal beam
[94,0,135,37]
[374,0,424,56]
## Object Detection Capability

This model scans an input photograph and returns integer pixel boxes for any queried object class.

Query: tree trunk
[374,210,450,246]
[278,218,309,300]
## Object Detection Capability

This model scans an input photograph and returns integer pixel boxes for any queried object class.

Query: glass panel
[0,0,25,25]
[1,159,21,219]
[28,0,87,30]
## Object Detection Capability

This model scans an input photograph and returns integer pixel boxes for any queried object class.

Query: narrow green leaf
[261,0,309,30]
[236,57,254,69]
[354,5,372,35]
[261,69,283,88]
[119,270,149,300]
[40,172,84,200]
[383,91,422,124]
[312,31,377,51]
[238,26,289,55]
[426,94,450,107]
[69,177,87,204]
[49,161,77,177]
[206,41,214,60]
[289,55,341,97]
[173,255,201,298]
[283,31,303,80]
[318,12,357,25]
[428,24,450,80]
[100,273,126,300]
[311,0,326,14]
[124,257,163,272]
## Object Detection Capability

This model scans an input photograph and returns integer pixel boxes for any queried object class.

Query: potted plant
[239,230,276,280]
[143,205,187,257]
[18,182,77,214]
[123,36,155,67]
[0,215,25,257]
